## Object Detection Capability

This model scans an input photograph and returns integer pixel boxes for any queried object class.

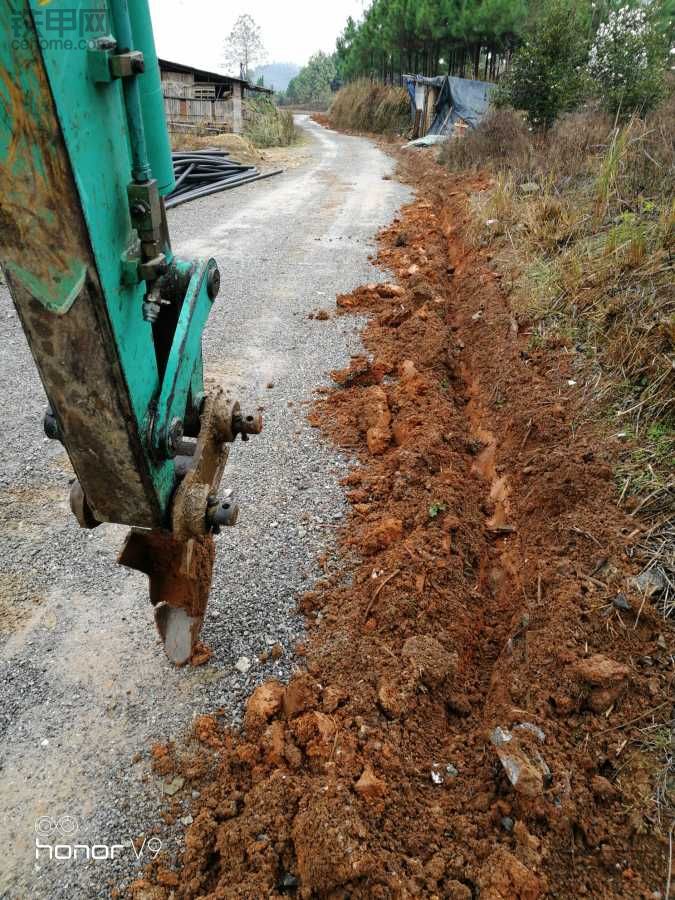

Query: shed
[158,58,272,135]
[404,75,496,139]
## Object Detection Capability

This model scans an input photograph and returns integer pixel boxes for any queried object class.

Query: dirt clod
[572,654,631,711]
[401,634,457,689]
[479,847,544,899]
[360,516,403,554]
[354,764,387,800]
[293,788,373,895]
[245,681,285,729]
[283,673,320,719]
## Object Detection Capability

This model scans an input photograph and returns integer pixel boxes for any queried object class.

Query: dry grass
[170,104,298,155]
[170,131,263,165]
[441,108,534,174]
[329,80,410,135]
[452,102,674,436]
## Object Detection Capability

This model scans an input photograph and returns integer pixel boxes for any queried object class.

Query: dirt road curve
[0,117,410,898]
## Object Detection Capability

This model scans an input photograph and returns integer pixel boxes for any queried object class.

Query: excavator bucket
[119,530,215,665]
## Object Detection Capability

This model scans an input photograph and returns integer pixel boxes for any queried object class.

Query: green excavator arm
[0,0,261,663]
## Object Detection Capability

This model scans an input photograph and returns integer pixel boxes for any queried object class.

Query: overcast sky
[148,0,367,73]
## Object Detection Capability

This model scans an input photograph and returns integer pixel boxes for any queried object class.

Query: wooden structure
[411,79,441,138]
[158,58,272,135]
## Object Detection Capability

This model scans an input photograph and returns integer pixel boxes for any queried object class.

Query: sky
[148,0,367,74]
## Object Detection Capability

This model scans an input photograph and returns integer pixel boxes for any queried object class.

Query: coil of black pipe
[166,148,282,209]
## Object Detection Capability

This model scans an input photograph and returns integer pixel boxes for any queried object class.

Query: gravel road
[0,116,410,898]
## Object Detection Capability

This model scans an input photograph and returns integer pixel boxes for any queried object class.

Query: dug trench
[133,150,672,898]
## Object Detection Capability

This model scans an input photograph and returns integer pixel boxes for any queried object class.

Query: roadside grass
[243,97,299,148]
[616,421,674,502]
[637,723,674,832]
[443,99,674,499]
[329,80,410,135]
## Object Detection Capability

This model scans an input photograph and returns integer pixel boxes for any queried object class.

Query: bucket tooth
[119,529,215,665]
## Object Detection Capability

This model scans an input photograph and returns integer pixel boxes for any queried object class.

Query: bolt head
[166,418,184,456]
[206,266,221,301]
[95,36,117,51]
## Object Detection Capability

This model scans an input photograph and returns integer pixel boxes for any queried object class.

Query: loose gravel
[0,117,410,898]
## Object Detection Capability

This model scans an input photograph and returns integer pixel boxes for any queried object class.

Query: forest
[332,0,674,83]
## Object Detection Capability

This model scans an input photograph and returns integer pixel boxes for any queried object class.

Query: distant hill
[251,62,300,93]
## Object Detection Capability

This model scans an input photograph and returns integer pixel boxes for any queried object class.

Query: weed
[429,502,446,519]
[453,100,674,436]
[634,722,675,832]
[595,123,631,214]
[243,98,299,148]
[616,418,675,500]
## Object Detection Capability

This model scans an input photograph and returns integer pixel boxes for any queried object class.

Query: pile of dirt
[132,152,673,899]
[310,113,331,129]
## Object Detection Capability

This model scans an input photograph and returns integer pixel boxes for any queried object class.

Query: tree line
[336,0,525,82]
[238,0,671,118]
[333,0,673,84]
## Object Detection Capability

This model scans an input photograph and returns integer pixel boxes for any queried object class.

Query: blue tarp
[405,75,496,134]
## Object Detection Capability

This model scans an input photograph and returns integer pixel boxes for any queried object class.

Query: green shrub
[243,98,298,148]
[497,0,591,129]
[588,4,667,116]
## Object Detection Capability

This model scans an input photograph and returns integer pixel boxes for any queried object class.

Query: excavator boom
[0,0,261,663]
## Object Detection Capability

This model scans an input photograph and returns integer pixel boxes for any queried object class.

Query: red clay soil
[132,151,673,900]
[311,113,331,128]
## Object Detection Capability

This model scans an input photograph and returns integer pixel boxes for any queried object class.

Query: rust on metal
[118,528,215,616]
[0,9,88,313]
[118,528,215,664]
[0,10,163,528]
[171,388,235,539]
